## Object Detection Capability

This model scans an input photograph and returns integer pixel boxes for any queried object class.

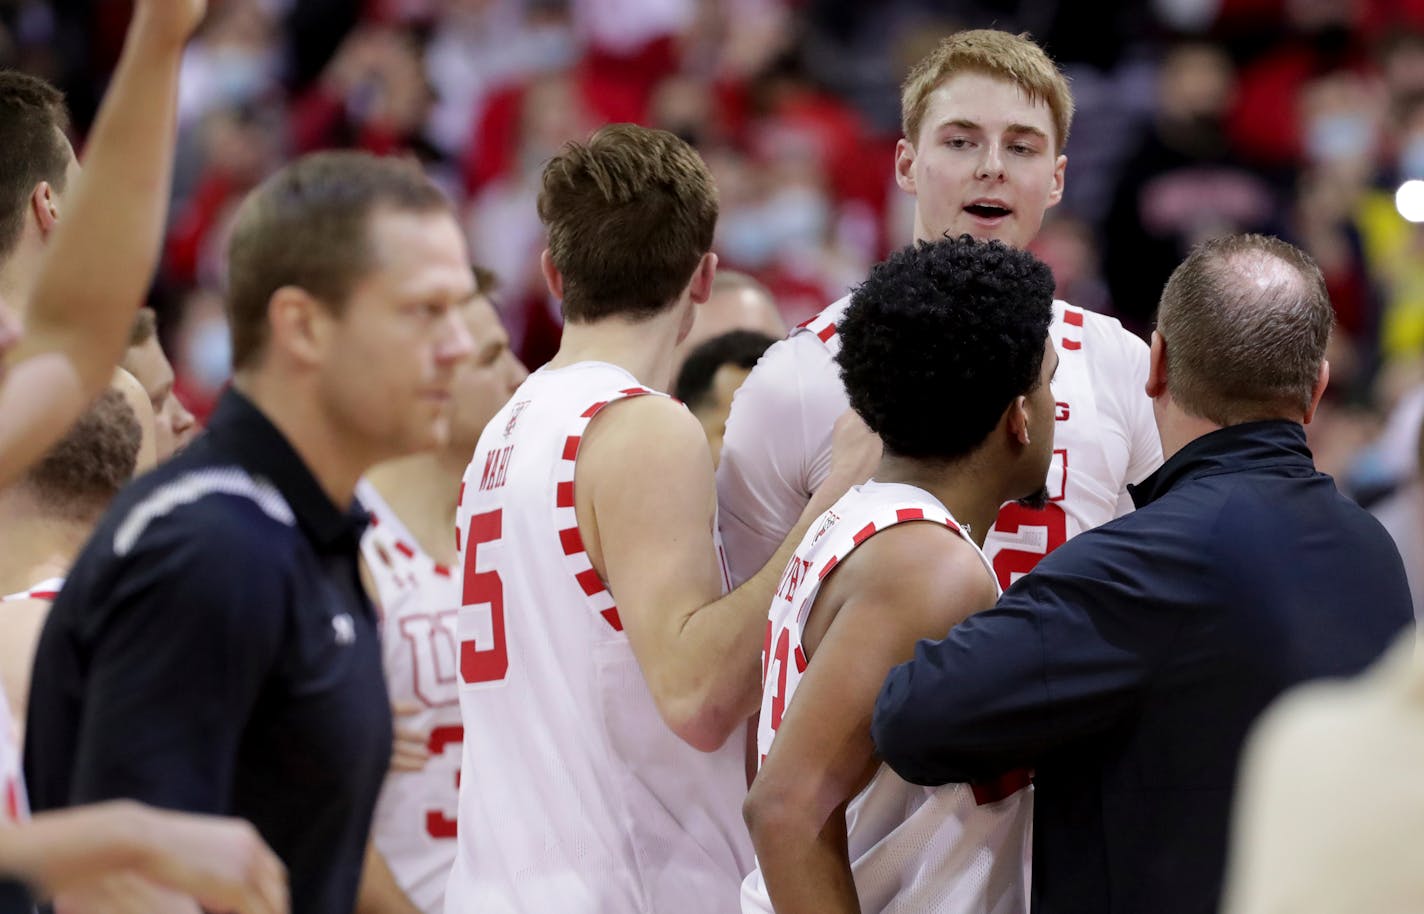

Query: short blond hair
[901,29,1074,153]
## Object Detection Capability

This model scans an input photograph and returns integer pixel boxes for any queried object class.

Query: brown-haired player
[447,123,876,914]
[719,28,1162,596]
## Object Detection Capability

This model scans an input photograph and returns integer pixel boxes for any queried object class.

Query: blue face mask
[186,319,232,391]
[1400,135,1424,181]
[717,187,831,268]
[1305,112,1376,164]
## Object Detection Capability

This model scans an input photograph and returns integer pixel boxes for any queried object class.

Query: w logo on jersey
[503,400,531,439]
[397,610,461,708]
[811,510,840,546]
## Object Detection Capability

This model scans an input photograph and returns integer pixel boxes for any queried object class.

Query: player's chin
[1015,486,1051,510]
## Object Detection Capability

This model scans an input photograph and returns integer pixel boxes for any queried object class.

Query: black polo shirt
[24,388,392,914]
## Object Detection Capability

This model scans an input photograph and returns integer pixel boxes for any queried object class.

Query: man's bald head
[1156,234,1333,426]
[676,270,786,370]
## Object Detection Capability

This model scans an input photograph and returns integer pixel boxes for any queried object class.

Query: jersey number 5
[460,509,510,684]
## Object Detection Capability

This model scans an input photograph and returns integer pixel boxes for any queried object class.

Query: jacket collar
[1128,419,1316,509]
[203,388,368,552]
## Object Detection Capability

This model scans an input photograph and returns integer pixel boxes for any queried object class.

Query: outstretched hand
[136,807,288,914]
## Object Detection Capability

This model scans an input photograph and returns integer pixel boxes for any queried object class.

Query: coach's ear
[1304,360,1329,425]
[1007,394,1031,446]
[267,285,326,369]
[1146,331,1168,400]
[540,249,564,301]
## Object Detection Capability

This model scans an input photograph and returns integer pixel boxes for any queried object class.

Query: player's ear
[894,138,918,194]
[31,182,59,237]
[1047,154,1067,208]
[1007,395,1031,446]
[689,252,717,305]
[540,249,564,301]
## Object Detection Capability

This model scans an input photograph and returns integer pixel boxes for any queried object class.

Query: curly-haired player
[741,236,1057,914]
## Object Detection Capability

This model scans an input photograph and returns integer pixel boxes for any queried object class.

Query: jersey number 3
[460,509,510,684]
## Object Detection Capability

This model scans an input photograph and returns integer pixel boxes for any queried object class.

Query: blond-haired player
[718,29,1162,596]
[448,124,875,914]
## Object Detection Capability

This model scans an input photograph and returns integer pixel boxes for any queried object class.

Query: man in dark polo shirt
[871,233,1414,914]
[24,151,476,914]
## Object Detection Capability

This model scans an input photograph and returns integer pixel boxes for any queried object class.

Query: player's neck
[874,453,1004,548]
[0,248,39,311]
[0,488,90,593]
[546,308,685,394]
[362,452,462,564]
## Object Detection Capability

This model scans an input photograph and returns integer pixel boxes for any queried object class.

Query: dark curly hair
[837,236,1054,461]
[674,329,777,410]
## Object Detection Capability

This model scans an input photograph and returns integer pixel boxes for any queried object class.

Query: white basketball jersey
[1,578,64,603]
[741,480,1031,914]
[357,482,462,914]
[718,297,1161,590]
[0,581,50,825]
[447,361,752,914]
[0,683,25,824]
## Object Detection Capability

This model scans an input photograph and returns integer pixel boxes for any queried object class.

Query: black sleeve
[871,531,1177,786]
[66,509,289,813]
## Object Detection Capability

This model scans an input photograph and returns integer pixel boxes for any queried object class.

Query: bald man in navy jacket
[872,234,1413,914]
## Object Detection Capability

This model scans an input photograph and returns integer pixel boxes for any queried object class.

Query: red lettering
[477,446,515,492]
[478,450,498,491]
[1055,401,1071,421]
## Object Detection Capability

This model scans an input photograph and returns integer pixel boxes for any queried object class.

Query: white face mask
[185,318,232,391]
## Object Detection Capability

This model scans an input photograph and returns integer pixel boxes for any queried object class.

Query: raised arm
[583,396,877,752]
[0,0,205,488]
[744,526,998,914]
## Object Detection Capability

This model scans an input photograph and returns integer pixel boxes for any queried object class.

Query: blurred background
[13,0,1424,509]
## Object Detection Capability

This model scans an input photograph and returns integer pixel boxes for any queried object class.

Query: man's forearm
[355,843,420,914]
[672,491,843,747]
[751,806,860,914]
[10,8,188,389]
[0,7,192,488]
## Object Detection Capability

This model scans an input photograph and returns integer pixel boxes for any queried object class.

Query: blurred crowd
[11,0,1424,503]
